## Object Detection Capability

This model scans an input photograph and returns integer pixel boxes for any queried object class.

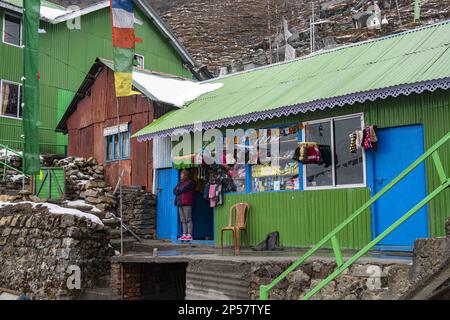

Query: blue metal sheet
[371,125,428,247]
[156,168,179,240]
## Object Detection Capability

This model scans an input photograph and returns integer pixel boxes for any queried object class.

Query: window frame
[249,124,302,194]
[0,79,22,120]
[2,11,23,48]
[302,113,366,191]
[134,54,145,68]
[104,125,131,162]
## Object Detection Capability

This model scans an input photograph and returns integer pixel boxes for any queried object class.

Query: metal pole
[394,0,402,25]
[267,0,272,64]
[115,96,124,300]
[311,2,315,53]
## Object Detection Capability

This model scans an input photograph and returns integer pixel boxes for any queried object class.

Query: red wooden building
[56,59,174,191]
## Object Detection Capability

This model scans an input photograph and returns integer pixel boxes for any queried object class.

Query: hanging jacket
[173,179,195,207]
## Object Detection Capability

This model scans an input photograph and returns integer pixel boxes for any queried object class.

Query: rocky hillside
[150,0,450,75]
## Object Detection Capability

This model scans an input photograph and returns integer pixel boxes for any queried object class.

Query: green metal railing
[0,144,26,182]
[260,131,450,300]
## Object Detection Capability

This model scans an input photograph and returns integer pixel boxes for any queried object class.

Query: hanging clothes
[355,129,364,151]
[363,125,378,150]
[318,145,332,167]
[209,184,217,208]
[306,144,322,164]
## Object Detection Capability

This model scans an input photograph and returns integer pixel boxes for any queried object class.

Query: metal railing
[0,144,27,182]
[260,131,450,300]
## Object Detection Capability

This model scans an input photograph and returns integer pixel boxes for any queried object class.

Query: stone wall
[251,260,412,300]
[0,204,113,300]
[122,187,157,239]
[55,157,117,214]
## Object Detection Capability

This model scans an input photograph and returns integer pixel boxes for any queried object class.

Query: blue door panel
[372,125,428,247]
[157,169,179,240]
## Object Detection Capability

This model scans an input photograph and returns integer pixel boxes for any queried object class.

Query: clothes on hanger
[363,125,378,150]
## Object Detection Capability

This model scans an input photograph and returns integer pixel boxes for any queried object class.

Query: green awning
[135,21,450,141]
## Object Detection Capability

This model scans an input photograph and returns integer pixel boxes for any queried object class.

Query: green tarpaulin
[22,0,41,174]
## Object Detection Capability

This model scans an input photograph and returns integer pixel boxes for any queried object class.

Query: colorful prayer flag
[22,0,41,175]
[110,0,141,97]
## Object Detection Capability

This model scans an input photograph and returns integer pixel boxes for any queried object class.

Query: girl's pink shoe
[178,234,187,241]
[185,234,193,241]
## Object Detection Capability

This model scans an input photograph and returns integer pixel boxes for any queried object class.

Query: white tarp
[132,71,223,108]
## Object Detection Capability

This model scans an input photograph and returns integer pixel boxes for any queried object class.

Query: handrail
[0,143,23,157]
[0,143,27,181]
[260,131,450,300]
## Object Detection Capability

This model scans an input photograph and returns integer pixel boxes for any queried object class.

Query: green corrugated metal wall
[0,6,192,154]
[216,189,372,249]
[216,89,450,247]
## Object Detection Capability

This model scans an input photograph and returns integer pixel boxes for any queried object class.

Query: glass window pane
[106,136,113,161]
[114,134,120,159]
[334,117,364,185]
[4,14,21,46]
[305,121,333,187]
[252,127,299,192]
[134,54,144,68]
[121,132,130,158]
[227,164,247,193]
[1,82,20,118]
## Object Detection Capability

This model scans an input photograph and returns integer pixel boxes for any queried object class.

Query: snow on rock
[8,174,26,182]
[63,199,102,213]
[0,201,103,226]
[0,148,21,161]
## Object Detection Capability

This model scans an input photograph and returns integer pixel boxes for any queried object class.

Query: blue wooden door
[156,169,179,240]
[372,125,428,247]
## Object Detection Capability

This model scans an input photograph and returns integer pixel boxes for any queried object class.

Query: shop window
[0,80,22,119]
[226,163,247,193]
[105,125,130,161]
[303,114,365,189]
[252,127,299,192]
[3,13,22,47]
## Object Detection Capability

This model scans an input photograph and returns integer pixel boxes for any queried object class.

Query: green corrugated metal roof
[134,21,450,140]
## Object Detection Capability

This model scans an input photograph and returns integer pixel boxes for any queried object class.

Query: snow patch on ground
[0,201,103,226]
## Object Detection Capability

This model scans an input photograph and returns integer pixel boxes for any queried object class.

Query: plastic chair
[220,203,249,256]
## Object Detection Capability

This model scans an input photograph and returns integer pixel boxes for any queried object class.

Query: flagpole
[115,95,124,301]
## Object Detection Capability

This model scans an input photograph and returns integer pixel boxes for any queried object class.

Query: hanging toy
[349,132,357,153]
